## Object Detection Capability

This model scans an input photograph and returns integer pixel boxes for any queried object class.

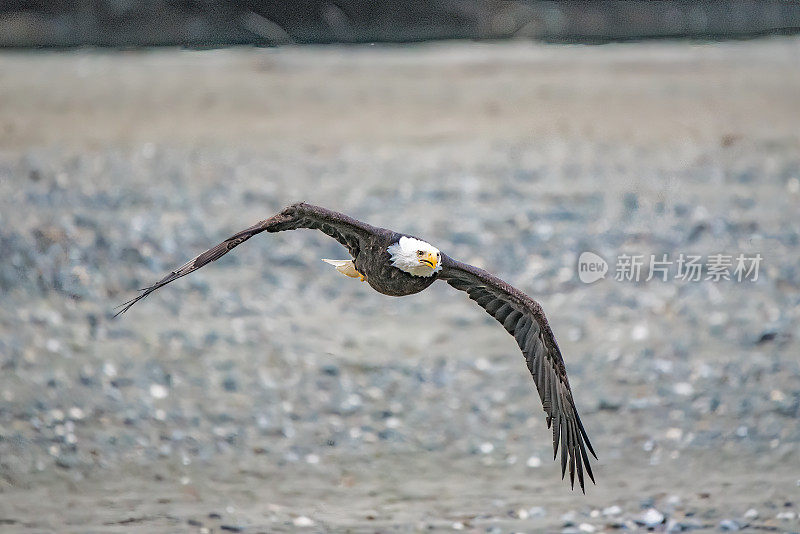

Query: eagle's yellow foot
[322,259,365,281]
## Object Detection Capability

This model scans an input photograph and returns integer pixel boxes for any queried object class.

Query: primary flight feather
[116,202,597,491]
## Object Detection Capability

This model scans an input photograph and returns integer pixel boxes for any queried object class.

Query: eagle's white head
[387,236,442,277]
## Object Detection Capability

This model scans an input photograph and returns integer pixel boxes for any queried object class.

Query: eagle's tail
[322,259,364,280]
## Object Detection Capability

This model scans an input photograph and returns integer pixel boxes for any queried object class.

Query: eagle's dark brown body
[354,231,438,296]
[117,202,596,491]
[265,203,436,296]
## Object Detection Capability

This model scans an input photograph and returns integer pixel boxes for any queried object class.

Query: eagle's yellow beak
[420,252,438,269]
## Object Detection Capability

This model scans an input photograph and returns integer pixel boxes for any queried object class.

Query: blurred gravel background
[1,39,799,532]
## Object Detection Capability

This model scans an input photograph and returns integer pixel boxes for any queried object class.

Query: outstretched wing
[437,255,596,491]
[115,202,378,316]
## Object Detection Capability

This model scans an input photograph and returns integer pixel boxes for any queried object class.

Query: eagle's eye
[417,250,424,256]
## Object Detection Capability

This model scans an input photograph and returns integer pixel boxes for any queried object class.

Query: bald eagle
[117,202,596,491]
